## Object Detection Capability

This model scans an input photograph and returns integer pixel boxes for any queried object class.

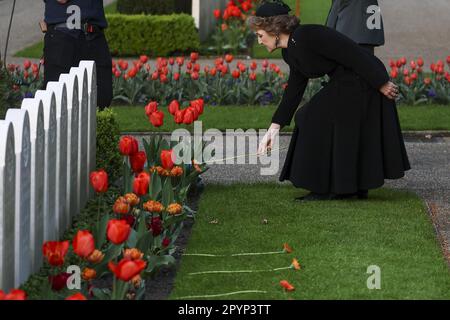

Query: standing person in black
[43,0,112,110]
[325,0,385,55]
[252,1,410,201]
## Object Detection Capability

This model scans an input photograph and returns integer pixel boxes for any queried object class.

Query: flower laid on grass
[280,280,295,292]
[183,243,294,257]
[187,258,302,276]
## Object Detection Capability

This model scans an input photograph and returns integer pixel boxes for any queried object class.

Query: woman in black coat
[251,1,411,201]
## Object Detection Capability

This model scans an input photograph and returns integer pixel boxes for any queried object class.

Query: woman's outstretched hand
[257,123,280,155]
[380,81,399,100]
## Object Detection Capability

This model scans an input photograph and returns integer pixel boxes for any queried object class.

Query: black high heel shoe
[294,192,333,201]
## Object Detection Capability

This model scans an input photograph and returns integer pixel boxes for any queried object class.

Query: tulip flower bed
[389,56,450,105]
[169,184,450,299]
[111,53,291,106]
[14,132,208,300]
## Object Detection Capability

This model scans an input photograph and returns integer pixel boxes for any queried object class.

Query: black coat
[273,24,410,194]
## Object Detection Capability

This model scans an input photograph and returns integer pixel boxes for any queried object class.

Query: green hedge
[96,108,122,184]
[117,0,192,15]
[105,13,200,57]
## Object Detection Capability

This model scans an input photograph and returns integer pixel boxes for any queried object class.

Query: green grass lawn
[113,104,450,133]
[169,184,450,300]
[252,0,331,59]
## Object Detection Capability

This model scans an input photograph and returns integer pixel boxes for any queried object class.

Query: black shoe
[294,192,333,201]
[331,190,369,200]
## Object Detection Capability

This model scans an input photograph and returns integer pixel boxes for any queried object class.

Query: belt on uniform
[49,21,102,33]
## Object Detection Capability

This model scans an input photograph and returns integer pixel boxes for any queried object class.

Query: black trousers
[43,28,113,110]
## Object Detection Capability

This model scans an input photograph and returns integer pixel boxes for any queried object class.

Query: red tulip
[403,68,409,76]
[130,151,147,174]
[89,169,108,193]
[139,55,148,64]
[162,237,171,247]
[262,59,269,68]
[400,57,407,65]
[191,99,204,115]
[417,67,423,73]
[42,241,69,267]
[190,52,199,62]
[114,70,121,78]
[390,69,398,79]
[410,60,416,69]
[145,101,158,116]
[225,54,233,63]
[127,67,138,78]
[430,63,436,72]
[160,149,175,170]
[213,9,221,19]
[210,67,217,76]
[215,57,224,66]
[151,71,159,80]
[242,1,252,12]
[73,230,95,259]
[239,64,247,73]
[119,136,139,156]
[160,74,168,83]
[232,70,240,79]
[176,57,184,66]
[106,219,131,245]
[119,60,128,71]
[183,109,195,124]
[133,171,150,196]
[174,109,185,124]
[410,73,418,81]
[149,110,164,127]
[389,59,396,68]
[1,289,27,300]
[193,63,200,72]
[48,273,71,291]
[404,76,411,86]
[65,293,87,300]
[31,63,39,73]
[23,60,31,70]
[191,72,199,80]
[108,258,147,282]
[173,72,180,81]
[424,77,431,85]
[417,57,424,67]
[249,72,257,81]
[168,100,180,115]
[188,106,199,121]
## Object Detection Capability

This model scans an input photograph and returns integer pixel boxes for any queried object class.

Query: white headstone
[5,109,32,287]
[0,121,16,291]
[59,73,80,223]
[79,61,97,200]
[34,91,57,242]
[70,67,89,213]
[21,99,45,272]
[46,81,69,236]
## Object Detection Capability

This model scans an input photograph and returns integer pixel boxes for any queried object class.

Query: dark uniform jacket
[325,0,384,46]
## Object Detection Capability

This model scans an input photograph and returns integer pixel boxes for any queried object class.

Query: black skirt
[279,66,411,194]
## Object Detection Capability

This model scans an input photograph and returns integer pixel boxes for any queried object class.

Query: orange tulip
[89,169,108,193]
[124,193,140,207]
[143,200,164,213]
[72,230,95,259]
[107,219,131,245]
[108,258,147,282]
[113,196,130,214]
[291,258,301,270]
[167,203,183,216]
[42,241,69,267]
[87,249,104,264]
[123,248,144,260]
[82,268,97,281]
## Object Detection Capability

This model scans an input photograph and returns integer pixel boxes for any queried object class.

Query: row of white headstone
[0,61,98,291]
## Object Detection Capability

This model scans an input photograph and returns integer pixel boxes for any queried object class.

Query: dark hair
[246,14,300,36]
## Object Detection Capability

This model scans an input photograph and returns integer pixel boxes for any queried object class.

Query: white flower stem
[188,266,291,276]
[175,290,267,299]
